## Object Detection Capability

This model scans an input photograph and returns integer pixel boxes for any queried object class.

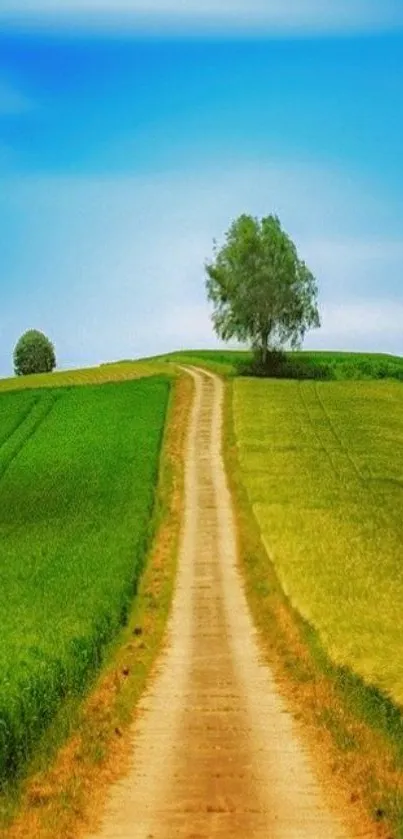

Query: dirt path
[87,366,357,839]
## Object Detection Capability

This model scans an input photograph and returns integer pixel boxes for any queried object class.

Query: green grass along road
[0,377,170,787]
[156,349,403,711]
[233,377,403,707]
[1,347,402,798]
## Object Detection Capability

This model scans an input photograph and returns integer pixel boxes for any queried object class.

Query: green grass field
[233,377,403,705]
[0,377,170,786]
[162,348,403,381]
[1,347,402,797]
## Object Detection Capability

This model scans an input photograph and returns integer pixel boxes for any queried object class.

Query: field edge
[0,372,193,839]
[223,377,403,839]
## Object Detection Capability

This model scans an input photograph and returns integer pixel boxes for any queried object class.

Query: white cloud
[155,302,220,348]
[1,0,401,34]
[323,300,403,336]
[309,301,403,355]
[1,162,402,375]
[300,237,403,297]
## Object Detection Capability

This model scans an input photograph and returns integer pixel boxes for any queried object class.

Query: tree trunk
[260,328,269,366]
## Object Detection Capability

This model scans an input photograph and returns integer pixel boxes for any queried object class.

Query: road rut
[88,366,355,838]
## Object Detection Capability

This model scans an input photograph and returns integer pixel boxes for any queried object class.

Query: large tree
[205,214,320,364]
[13,329,56,376]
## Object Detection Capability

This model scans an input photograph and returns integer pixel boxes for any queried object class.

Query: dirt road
[88,366,353,838]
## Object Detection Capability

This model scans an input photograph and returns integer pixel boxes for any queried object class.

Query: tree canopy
[13,330,56,376]
[205,214,320,363]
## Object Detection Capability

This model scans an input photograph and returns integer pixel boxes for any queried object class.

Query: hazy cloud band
[1,0,402,34]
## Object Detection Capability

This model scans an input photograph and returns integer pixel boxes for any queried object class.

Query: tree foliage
[205,214,320,363]
[13,329,56,376]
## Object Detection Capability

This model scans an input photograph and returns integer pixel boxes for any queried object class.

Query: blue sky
[1,2,403,374]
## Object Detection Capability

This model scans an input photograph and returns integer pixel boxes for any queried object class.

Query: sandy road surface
[88,366,356,839]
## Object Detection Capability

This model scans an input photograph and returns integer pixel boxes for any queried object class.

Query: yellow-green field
[233,378,403,704]
[0,360,173,394]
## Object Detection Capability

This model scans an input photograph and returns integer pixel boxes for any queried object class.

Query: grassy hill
[161,348,403,381]
[218,352,403,833]
[0,359,173,394]
[1,346,402,795]
[178,348,403,703]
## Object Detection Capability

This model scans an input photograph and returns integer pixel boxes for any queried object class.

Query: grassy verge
[224,378,403,839]
[0,373,192,839]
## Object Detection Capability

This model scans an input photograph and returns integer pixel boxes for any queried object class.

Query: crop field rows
[296,381,368,482]
[233,377,403,705]
[0,391,63,483]
[0,377,170,786]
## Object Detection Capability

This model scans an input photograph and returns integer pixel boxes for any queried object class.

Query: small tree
[205,214,320,364]
[13,330,56,376]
